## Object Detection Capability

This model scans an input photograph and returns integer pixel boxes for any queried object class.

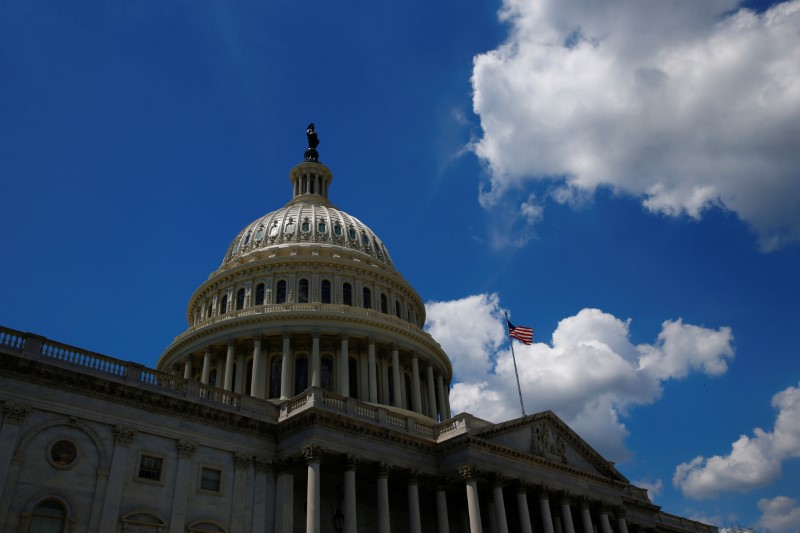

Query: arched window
[381,293,388,314]
[207,304,213,318]
[321,280,331,303]
[395,301,401,318]
[363,287,371,309]
[294,355,309,395]
[343,283,352,306]
[220,295,228,315]
[29,499,66,532]
[298,279,309,303]
[255,283,265,306]
[276,280,287,304]
[321,355,334,392]
[270,357,282,398]
[236,289,245,310]
[348,357,359,398]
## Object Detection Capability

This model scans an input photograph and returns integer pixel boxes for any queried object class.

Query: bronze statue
[305,123,320,162]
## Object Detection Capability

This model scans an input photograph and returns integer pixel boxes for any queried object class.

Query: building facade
[0,142,716,533]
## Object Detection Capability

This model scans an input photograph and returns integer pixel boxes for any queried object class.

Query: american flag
[507,320,533,345]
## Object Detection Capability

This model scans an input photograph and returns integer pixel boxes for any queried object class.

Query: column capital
[578,495,592,510]
[233,452,252,470]
[303,445,324,464]
[341,332,349,341]
[434,476,450,491]
[537,485,551,499]
[253,334,262,343]
[312,330,321,339]
[516,479,529,494]
[411,352,418,360]
[458,465,479,482]
[2,401,31,424]
[113,426,136,447]
[274,456,294,474]
[227,338,236,347]
[177,440,197,458]
[559,491,573,506]
[203,346,212,354]
[614,505,627,518]
[367,336,376,345]
[282,330,291,340]
[493,473,506,487]
[391,343,398,351]
[342,454,360,471]
[407,469,420,484]
[254,457,272,472]
[377,462,392,478]
[182,353,192,362]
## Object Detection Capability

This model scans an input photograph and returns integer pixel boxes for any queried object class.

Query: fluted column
[252,336,264,398]
[492,475,509,533]
[459,466,482,533]
[377,463,392,533]
[560,495,576,533]
[580,498,594,533]
[311,331,321,388]
[343,455,359,533]
[280,332,292,399]
[339,333,350,397]
[408,471,422,533]
[274,457,294,533]
[516,482,533,533]
[411,354,422,413]
[368,338,378,402]
[436,480,450,533]
[599,506,613,533]
[539,487,555,533]
[616,508,629,533]
[182,355,193,379]
[304,446,323,533]
[223,340,235,392]
[391,345,402,407]
[426,366,437,418]
[201,347,212,385]
[436,374,447,420]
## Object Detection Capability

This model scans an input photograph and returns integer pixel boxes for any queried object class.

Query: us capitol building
[0,128,716,533]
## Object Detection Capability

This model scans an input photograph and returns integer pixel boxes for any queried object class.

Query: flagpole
[505,312,527,417]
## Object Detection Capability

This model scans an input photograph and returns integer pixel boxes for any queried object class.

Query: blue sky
[2,0,799,529]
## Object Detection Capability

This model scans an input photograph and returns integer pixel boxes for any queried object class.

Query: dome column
[339,333,350,397]
[251,336,264,399]
[391,345,402,407]
[411,353,422,414]
[224,340,235,392]
[311,331,321,388]
[182,355,192,379]
[201,347,212,385]
[280,332,292,399]
[426,365,437,418]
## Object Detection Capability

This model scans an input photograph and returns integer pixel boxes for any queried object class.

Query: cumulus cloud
[471,0,800,250]
[633,479,664,501]
[673,381,800,499]
[756,496,800,533]
[425,294,734,461]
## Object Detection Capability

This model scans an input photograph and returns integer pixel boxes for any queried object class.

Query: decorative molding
[177,440,197,458]
[2,401,30,424]
[342,454,360,471]
[233,452,252,469]
[531,421,568,464]
[407,469,420,484]
[377,462,392,478]
[114,426,136,447]
[254,457,272,473]
[302,445,323,464]
[493,473,506,488]
[458,465,478,482]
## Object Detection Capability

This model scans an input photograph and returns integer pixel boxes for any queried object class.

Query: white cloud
[674,382,800,499]
[471,0,800,250]
[425,294,734,461]
[756,496,800,533]
[633,478,664,501]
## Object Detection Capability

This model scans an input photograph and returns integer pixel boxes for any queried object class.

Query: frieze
[531,421,568,464]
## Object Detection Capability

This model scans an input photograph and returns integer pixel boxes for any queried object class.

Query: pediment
[472,411,628,482]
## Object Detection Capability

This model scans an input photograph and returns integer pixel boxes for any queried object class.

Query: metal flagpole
[505,312,527,417]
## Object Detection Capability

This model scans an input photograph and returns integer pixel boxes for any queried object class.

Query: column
[377,463,392,533]
[311,331,321,388]
[0,402,29,501]
[426,366,437,418]
[516,482,533,533]
[252,336,264,398]
[561,495,576,533]
[339,334,350,397]
[201,347,212,385]
[616,508,629,533]
[436,480,450,533]
[380,353,390,404]
[555,516,563,533]
[343,455,359,533]
[232,453,252,533]
[599,507,613,533]
[274,457,294,533]
[182,355,193,379]
[280,332,292,399]
[224,340,235,392]
[459,465,482,533]
[98,427,136,531]
[368,338,378,402]
[253,458,274,533]
[411,354,422,413]
[391,345,402,407]
[304,445,323,533]
[234,353,245,393]
[539,487,555,533]
[408,471,422,533]
[492,475,509,533]
[436,375,447,420]
[580,498,594,533]
[169,440,197,533]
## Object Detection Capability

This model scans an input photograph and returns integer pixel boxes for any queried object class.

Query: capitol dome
[158,139,452,421]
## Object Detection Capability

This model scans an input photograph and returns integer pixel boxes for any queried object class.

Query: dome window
[361,232,370,246]
[284,219,295,234]
[318,221,327,233]
[321,280,331,303]
[243,232,251,246]
[269,223,279,238]
[236,289,245,310]
[381,294,388,314]
[363,287,371,309]
[301,219,310,233]
[343,283,352,306]
[334,224,343,237]
[255,283,265,306]
[220,295,228,315]
[276,281,287,304]
[348,228,357,240]
[255,227,265,241]
[298,279,309,303]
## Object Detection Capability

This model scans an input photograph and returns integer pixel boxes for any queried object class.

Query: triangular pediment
[472,411,628,482]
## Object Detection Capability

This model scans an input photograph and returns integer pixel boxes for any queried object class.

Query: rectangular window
[200,467,222,492]
[138,455,163,481]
